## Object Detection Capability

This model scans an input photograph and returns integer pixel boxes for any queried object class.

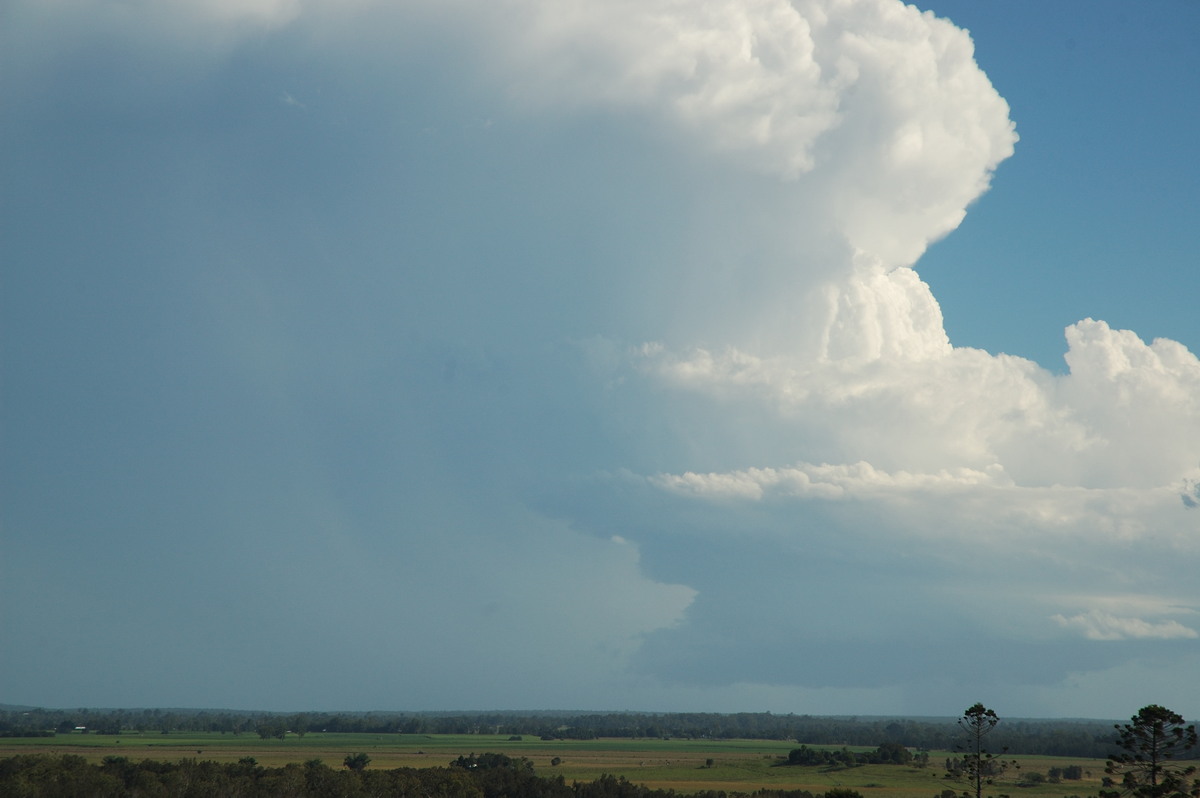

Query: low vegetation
[0,749,1110,798]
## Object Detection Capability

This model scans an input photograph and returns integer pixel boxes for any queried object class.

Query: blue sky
[915,1,1200,370]
[2,0,1198,720]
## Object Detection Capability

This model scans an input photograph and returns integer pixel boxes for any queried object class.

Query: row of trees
[0,707,1123,757]
[948,703,1198,798]
[784,741,922,768]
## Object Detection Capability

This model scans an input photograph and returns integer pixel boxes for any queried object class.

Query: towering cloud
[3,0,1197,717]
[445,0,1018,356]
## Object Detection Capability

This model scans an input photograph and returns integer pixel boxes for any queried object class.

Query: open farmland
[0,733,1107,796]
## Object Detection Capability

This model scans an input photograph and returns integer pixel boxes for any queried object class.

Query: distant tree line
[0,708,1127,757]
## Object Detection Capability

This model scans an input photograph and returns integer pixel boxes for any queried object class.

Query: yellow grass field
[0,732,1107,797]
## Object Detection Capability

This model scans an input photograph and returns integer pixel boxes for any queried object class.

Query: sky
[2,0,1198,721]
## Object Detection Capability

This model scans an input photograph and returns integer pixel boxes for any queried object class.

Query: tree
[875,741,913,765]
[952,703,1015,798]
[343,752,370,772]
[255,722,285,740]
[1102,705,1199,798]
[289,714,309,738]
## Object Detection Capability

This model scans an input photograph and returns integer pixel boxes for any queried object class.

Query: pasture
[0,732,1106,796]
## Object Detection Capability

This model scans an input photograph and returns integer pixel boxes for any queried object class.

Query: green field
[0,733,1106,796]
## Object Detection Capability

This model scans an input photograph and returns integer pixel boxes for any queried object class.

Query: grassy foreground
[0,733,1106,797]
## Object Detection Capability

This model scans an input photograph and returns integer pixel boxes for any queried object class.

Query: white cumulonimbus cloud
[202,0,1200,678]
[483,0,1018,356]
[7,0,1198,714]
[462,0,1200,681]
